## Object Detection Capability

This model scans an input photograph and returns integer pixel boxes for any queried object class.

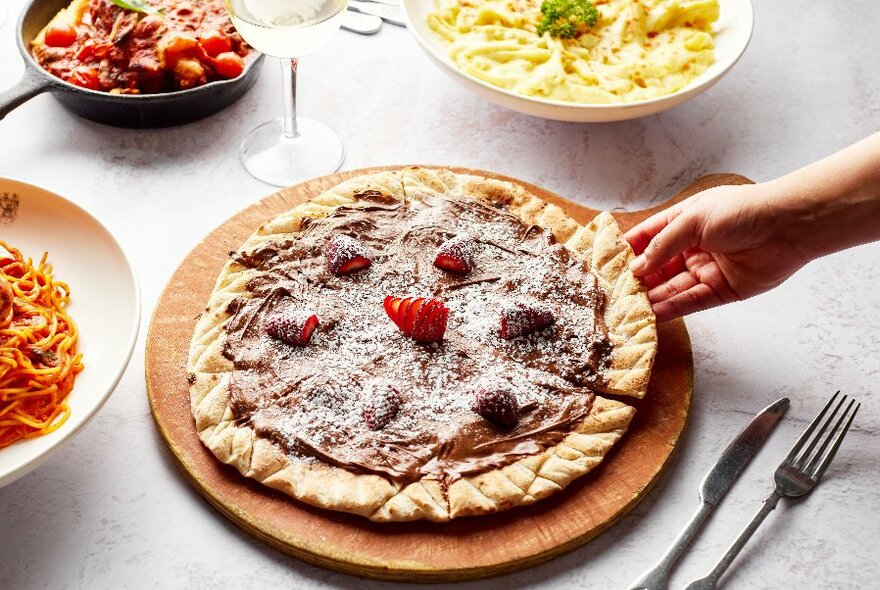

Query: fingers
[630,212,700,276]
[647,269,699,303]
[641,255,686,290]
[652,282,728,323]
[623,203,684,255]
[647,252,742,322]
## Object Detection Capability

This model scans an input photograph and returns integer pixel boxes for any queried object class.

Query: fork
[684,392,860,590]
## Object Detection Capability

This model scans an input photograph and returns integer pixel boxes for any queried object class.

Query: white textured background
[0,0,878,588]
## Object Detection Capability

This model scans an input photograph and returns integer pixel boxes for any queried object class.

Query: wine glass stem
[281,58,299,139]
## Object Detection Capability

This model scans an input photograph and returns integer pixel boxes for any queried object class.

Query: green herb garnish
[29,346,58,366]
[109,0,165,17]
[537,0,599,38]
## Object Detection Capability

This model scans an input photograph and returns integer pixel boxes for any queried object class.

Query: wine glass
[226,0,347,186]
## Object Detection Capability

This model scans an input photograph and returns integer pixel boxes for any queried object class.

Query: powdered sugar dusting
[224,193,610,481]
[361,378,401,430]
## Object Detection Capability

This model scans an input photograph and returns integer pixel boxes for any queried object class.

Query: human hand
[624,182,811,322]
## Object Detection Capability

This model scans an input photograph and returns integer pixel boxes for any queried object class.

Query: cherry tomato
[213,52,245,79]
[44,23,77,47]
[77,39,113,62]
[68,67,102,91]
[198,30,232,57]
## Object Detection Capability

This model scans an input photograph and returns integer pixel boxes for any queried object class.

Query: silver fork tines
[685,392,860,590]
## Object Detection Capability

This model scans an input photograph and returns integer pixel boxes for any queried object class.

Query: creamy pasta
[427,0,719,104]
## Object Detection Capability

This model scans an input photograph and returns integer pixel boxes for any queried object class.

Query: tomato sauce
[32,0,250,94]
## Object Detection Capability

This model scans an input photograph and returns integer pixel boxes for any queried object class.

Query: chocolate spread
[223,191,612,484]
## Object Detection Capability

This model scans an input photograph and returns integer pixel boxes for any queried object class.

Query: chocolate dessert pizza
[187,168,657,522]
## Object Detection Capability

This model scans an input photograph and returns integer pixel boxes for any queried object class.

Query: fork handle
[684,489,783,590]
[627,502,714,590]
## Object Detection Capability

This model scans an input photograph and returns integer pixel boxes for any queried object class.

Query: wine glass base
[240,118,345,187]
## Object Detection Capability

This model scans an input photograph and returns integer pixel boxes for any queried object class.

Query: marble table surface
[1,1,878,588]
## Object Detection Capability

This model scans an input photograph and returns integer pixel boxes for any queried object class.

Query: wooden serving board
[146,167,751,582]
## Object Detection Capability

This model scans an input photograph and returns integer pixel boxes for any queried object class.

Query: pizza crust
[187,167,655,521]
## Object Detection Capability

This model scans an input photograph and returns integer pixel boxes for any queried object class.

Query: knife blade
[627,397,790,590]
[347,0,406,26]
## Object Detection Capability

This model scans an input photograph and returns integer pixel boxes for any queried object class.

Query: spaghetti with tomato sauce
[32,0,250,93]
[0,242,83,449]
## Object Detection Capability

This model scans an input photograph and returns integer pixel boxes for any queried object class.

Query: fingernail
[630,255,647,273]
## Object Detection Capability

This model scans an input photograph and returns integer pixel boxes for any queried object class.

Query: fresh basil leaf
[109,0,164,17]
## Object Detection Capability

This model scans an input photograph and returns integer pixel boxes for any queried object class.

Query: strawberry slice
[264,308,320,346]
[413,301,449,343]
[384,296,449,343]
[384,296,401,317]
[384,296,405,330]
[326,234,371,275]
[434,235,477,275]
[499,300,555,340]
[401,297,426,333]
[397,298,414,327]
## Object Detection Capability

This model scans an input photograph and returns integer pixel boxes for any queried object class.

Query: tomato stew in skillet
[32,0,250,94]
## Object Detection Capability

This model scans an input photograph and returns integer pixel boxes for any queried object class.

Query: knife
[627,397,790,590]
[347,0,406,26]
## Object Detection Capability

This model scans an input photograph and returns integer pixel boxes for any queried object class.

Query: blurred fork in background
[348,0,405,26]
[341,10,382,34]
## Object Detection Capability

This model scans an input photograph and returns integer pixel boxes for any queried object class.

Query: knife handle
[627,502,713,590]
[684,490,783,590]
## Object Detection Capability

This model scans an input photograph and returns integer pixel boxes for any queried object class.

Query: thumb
[630,212,700,275]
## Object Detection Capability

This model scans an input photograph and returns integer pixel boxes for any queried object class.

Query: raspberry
[500,300,555,340]
[362,380,402,430]
[470,386,519,428]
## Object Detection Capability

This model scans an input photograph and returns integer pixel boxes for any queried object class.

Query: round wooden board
[146,167,751,582]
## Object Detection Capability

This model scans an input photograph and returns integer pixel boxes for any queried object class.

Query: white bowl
[0,178,140,488]
[402,0,754,122]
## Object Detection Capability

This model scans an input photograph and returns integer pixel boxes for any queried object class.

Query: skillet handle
[0,66,51,122]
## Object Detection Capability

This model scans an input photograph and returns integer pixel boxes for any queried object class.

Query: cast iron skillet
[0,0,265,128]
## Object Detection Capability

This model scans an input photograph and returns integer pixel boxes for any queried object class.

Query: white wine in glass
[226,0,347,186]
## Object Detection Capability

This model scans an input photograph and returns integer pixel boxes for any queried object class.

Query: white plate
[0,178,140,488]
[403,0,754,122]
